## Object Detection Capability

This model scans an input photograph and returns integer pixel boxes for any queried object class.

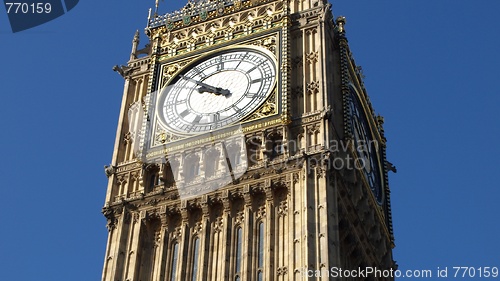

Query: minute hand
[180,75,231,96]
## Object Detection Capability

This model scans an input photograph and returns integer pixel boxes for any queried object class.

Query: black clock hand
[197,85,231,96]
[180,75,231,96]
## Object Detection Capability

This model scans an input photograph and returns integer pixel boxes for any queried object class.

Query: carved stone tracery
[306,80,319,95]
[306,51,318,64]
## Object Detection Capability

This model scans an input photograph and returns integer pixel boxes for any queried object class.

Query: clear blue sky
[1,1,499,280]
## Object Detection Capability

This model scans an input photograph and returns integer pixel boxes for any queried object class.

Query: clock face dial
[157,48,276,134]
[349,84,384,204]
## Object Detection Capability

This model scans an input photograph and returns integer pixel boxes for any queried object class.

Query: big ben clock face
[348,84,384,204]
[157,47,276,134]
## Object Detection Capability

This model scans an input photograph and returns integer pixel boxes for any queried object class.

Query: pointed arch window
[232,150,241,166]
[234,226,243,280]
[191,237,200,281]
[164,162,177,187]
[170,242,179,281]
[149,173,158,190]
[246,138,262,165]
[145,164,160,193]
[187,161,200,179]
[184,154,201,182]
[266,133,284,160]
[204,149,220,178]
[229,147,241,167]
[225,143,241,168]
[257,221,264,280]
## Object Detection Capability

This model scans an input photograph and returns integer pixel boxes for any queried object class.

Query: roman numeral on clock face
[165,99,186,106]
[216,56,224,70]
[212,113,220,122]
[193,115,202,123]
[191,67,206,79]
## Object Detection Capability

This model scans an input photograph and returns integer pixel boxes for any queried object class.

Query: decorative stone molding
[305,51,318,64]
[171,227,182,240]
[277,266,288,275]
[213,216,224,233]
[192,221,203,235]
[277,200,288,217]
[235,211,245,224]
[306,81,319,95]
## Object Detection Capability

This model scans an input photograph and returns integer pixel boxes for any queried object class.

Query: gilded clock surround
[148,41,282,149]
[103,0,396,280]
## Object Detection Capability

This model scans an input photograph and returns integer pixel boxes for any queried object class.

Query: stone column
[101,208,123,281]
[199,197,210,281]
[152,207,168,281]
[124,210,144,280]
[177,202,189,281]
[242,187,253,280]
[220,193,231,280]
[315,166,330,281]
[264,179,274,280]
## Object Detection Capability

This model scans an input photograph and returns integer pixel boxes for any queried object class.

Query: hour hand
[180,75,230,96]
[197,85,230,96]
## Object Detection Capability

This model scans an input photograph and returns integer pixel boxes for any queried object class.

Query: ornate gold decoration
[281,114,292,125]
[216,1,225,16]
[242,90,277,122]
[148,2,286,59]
[250,35,277,54]
[158,59,192,85]
[224,27,234,40]
[156,132,167,144]
[187,37,197,51]
[154,129,182,146]
[161,64,180,87]
[264,15,273,29]
[150,26,167,39]
[234,0,242,10]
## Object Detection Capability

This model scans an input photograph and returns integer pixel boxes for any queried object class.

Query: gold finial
[336,16,346,33]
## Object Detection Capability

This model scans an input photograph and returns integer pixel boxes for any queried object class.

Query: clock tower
[102,0,396,280]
